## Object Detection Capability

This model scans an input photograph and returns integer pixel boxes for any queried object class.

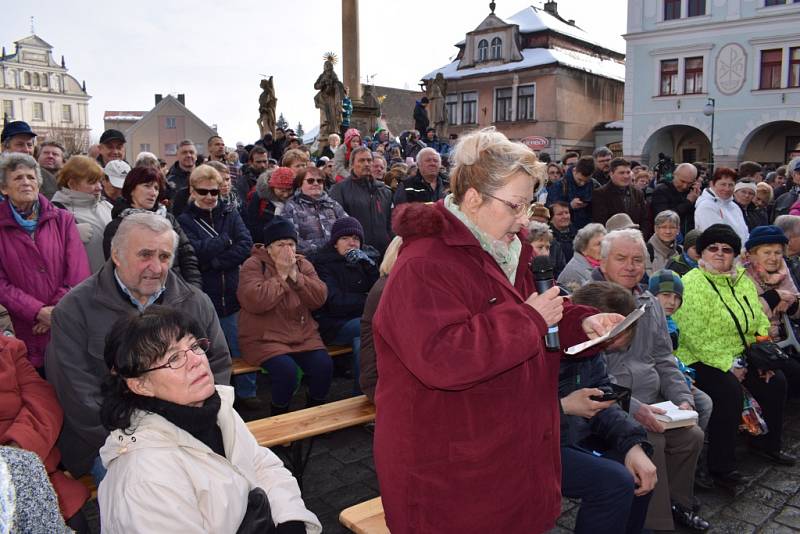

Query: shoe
[235,396,266,411]
[750,447,797,466]
[672,502,710,532]
[710,470,750,490]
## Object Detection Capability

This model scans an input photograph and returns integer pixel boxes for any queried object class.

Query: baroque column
[341,0,362,103]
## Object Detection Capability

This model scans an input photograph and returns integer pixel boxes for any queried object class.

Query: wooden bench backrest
[339,497,388,534]
[232,345,353,375]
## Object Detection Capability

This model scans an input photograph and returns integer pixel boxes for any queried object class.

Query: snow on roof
[423,46,624,82]
[604,120,624,129]
[507,6,625,55]
[302,125,320,144]
[104,111,146,121]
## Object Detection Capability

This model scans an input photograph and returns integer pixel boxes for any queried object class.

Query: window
[517,85,535,120]
[446,94,458,125]
[32,73,40,87]
[760,49,783,89]
[165,117,177,129]
[660,59,679,95]
[688,0,706,16]
[41,74,48,88]
[61,105,72,122]
[24,71,31,85]
[684,57,703,94]
[491,37,502,60]
[140,143,151,153]
[494,88,512,122]
[3,100,13,120]
[477,40,488,62]
[32,102,44,121]
[765,0,800,5]
[164,143,178,156]
[461,92,477,124]
[790,47,800,88]
[664,0,681,20]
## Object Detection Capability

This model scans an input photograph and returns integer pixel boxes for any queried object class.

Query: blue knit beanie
[648,269,684,298]
[744,225,788,252]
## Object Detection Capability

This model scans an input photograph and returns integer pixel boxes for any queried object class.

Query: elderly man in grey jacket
[591,228,708,532]
[45,212,231,481]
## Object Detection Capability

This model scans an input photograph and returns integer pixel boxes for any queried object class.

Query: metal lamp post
[703,97,715,167]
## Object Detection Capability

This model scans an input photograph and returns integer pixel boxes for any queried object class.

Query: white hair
[600,229,647,260]
[111,212,178,266]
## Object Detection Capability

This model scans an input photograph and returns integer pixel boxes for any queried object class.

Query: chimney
[155,94,163,105]
[544,1,558,16]
[177,94,185,105]
[61,55,65,68]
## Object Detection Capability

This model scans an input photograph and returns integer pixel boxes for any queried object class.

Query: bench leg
[276,438,316,491]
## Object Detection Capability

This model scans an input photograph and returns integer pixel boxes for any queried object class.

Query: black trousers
[691,363,787,474]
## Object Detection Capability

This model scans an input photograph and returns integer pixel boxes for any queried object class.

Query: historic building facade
[624,0,800,168]
[0,34,91,153]
[422,1,625,158]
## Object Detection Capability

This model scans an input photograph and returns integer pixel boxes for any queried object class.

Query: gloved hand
[345,248,375,266]
[76,222,93,243]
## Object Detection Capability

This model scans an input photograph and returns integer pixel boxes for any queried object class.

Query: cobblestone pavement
[86,370,800,533]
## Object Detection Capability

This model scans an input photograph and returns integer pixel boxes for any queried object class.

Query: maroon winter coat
[373,202,597,534]
[0,194,90,367]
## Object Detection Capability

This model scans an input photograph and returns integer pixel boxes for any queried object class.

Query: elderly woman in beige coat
[98,306,320,534]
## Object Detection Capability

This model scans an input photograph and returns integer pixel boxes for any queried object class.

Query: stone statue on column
[427,72,448,138]
[257,76,276,138]
[314,54,345,138]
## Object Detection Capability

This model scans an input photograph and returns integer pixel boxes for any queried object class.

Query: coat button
[39,266,46,273]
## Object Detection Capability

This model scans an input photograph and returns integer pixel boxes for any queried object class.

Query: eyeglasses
[483,192,534,218]
[141,338,210,374]
[706,244,735,255]
[194,188,220,197]
[305,178,326,185]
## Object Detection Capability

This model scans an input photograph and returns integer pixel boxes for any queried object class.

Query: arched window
[33,73,40,86]
[24,71,31,85]
[491,37,502,59]
[41,74,48,88]
[477,39,488,62]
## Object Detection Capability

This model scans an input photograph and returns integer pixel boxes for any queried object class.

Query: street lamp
[703,97,715,166]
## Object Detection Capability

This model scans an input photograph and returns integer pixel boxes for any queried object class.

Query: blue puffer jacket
[178,200,253,317]
[558,354,650,457]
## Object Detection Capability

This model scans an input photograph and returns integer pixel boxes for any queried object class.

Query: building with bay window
[0,34,91,153]
[421,1,625,158]
[624,0,800,168]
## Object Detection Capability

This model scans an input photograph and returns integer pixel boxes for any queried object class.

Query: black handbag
[704,275,789,371]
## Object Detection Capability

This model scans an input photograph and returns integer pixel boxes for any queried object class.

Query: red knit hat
[269,167,295,189]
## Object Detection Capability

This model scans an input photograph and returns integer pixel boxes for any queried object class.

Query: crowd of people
[1,113,800,534]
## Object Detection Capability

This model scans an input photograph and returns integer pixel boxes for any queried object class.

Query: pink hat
[269,167,295,189]
[344,128,361,146]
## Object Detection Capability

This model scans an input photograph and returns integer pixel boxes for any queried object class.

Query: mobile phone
[590,391,625,402]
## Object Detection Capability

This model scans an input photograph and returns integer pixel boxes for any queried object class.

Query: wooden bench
[246,395,375,488]
[232,345,353,375]
[339,497,388,534]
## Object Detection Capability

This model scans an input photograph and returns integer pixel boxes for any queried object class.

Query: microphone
[531,256,560,350]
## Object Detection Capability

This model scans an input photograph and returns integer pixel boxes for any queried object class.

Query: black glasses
[194,188,220,196]
[141,338,210,374]
[706,244,735,255]
[483,192,534,218]
[305,178,325,185]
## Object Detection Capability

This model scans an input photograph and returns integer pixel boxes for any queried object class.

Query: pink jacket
[0,195,90,367]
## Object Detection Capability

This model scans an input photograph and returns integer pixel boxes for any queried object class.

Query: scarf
[585,254,602,268]
[699,259,739,280]
[9,200,39,235]
[681,251,698,269]
[139,390,225,457]
[444,194,521,284]
[745,259,788,289]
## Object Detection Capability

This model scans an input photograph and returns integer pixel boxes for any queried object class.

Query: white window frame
[477,40,489,62]
[445,94,459,125]
[656,0,710,24]
[491,37,503,60]
[516,83,536,121]
[32,101,44,121]
[165,116,177,129]
[461,91,478,125]
[61,104,72,122]
[649,44,713,97]
[493,86,513,123]
[749,35,800,91]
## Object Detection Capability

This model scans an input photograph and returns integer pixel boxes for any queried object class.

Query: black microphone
[531,256,560,350]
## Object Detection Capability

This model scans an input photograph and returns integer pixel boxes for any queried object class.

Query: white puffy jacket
[98,386,321,533]
[694,187,749,247]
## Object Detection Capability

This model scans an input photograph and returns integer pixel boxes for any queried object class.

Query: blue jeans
[261,349,332,407]
[331,317,362,394]
[90,455,107,486]
[561,446,651,534]
[219,312,257,399]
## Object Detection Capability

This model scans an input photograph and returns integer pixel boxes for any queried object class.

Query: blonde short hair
[281,148,310,168]
[189,164,222,188]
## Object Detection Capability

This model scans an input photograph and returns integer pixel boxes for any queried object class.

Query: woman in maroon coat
[373,129,623,534]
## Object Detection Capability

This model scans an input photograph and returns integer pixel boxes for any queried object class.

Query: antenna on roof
[30,16,35,34]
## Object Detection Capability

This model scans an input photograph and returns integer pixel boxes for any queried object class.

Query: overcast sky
[3,0,626,148]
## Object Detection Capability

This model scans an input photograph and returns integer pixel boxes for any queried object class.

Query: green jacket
[674,266,770,372]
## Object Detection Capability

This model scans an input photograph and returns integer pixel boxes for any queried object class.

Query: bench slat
[339,497,388,534]
[247,395,375,447]
[232,345,353,375]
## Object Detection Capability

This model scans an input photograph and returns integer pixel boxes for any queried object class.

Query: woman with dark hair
[282,166,347,256]
[97,306,321,533]
[694,166,749,245]
[102,165,202,287]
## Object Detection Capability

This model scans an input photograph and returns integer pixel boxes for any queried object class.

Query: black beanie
[262,217,297,246]
[696,223,741,254]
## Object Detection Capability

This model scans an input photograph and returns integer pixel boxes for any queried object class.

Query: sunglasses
[305,178,325,185]
[706,244,734,254]
[194,188,220,196]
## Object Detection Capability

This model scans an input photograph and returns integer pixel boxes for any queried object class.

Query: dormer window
[478,39,489,62]
[491,37,502,59]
